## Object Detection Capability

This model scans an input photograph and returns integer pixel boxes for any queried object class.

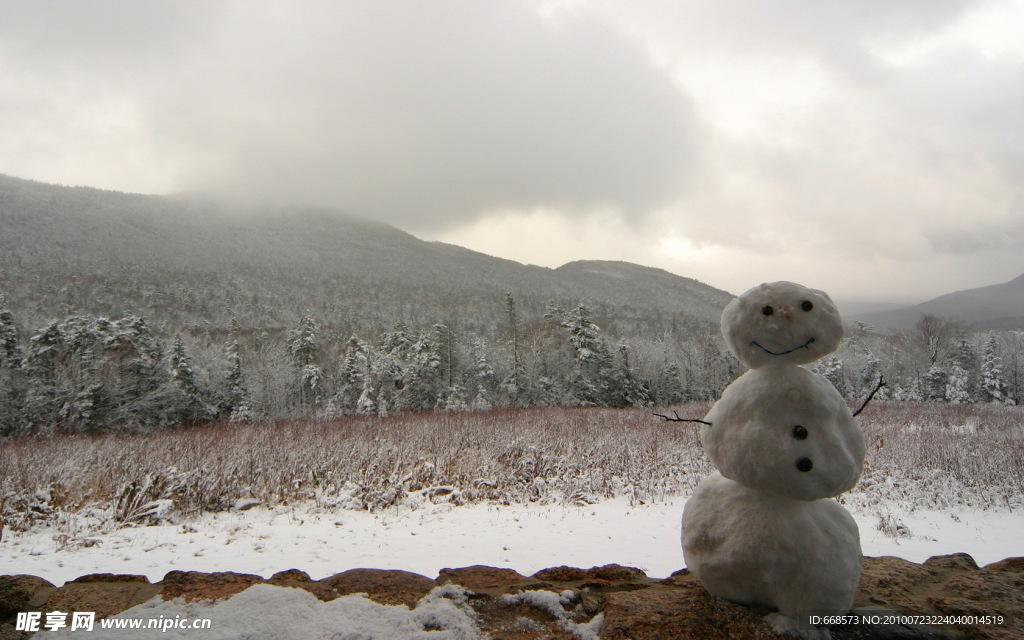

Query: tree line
[0,292,1018,435]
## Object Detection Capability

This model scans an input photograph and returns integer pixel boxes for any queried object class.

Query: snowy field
[2,495,1023,586]
[3,403,1022,638]
[3,495,1022,639]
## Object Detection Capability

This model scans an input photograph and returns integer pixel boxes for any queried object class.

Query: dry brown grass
[2,402,1021,532]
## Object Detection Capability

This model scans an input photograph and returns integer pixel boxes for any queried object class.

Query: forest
[0,175,1020,434]
[0,292,1019,435]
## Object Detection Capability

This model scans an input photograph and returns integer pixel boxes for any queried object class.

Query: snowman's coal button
[801,300,814,312]
[796,457,813,472]
[761,305,774,316]
[792,425,808,439]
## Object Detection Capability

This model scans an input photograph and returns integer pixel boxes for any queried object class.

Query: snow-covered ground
[4,496,1021,586]
[5,497,1022,639]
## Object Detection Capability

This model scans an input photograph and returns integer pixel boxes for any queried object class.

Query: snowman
[680,281,866,639]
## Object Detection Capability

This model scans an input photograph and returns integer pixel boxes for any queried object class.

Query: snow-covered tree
[0,304,21,369]
[224,337,255,422]
[166,336,216,423]
[979,332,1014,405]
[328,336,369,414]
[504,292,523,398]
[0,300,26,434]
[923,364,949,401]
[606,344,651,407]
[945,363,972,404]
[23,315,165,431]
[553,303,614,405]
[469,336,497,410]
[814,355,847,398]
[439,383,469,411]
[944,337,977,404]
[287,313,323,407]
[170,337,198,397]
[648,360,685,406]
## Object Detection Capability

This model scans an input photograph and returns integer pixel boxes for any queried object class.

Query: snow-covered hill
[0,173,732,337]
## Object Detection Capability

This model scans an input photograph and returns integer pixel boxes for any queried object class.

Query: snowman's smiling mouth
[751,337,815,356]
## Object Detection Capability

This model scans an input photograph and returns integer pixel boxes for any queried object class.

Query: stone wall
[2,554,1021,639]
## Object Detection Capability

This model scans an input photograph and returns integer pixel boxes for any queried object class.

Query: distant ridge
[852,273,1024,330]
[0,173,734,337]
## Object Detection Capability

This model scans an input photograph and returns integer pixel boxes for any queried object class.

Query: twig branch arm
[852,374,886,417]
[653,411,712,426]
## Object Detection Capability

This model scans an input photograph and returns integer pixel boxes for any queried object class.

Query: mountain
[833,300,911,318]
[0,174,733,340]
[851,273,1024,331]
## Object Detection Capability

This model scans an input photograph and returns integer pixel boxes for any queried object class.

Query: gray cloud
[1,0,1021,301]
[1,1,698,231]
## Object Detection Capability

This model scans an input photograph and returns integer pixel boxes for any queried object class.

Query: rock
[319,568,435,607]
[923,553,980,572]
[44,574,156,621]
[600,573,777,640]
[268,568,313,583]
[159,570,264,602]
[3,555,1022,638]
[439,565,529,593]
[267,569,337,602]
[533,564,650,589]
[858,556,939,611]
[928,559,1024,640]
[983,557,1024,573]
[0,576,54,619]
[231,498,261,511]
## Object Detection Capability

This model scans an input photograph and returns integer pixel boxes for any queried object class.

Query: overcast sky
[1,0,1022,302]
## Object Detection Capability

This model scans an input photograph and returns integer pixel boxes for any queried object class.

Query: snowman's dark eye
[792,425,808,440]
[801,300,813,312]
[761,306,774,316]
[796,457,813,472]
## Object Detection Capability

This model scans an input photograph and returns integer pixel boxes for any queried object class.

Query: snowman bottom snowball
[681,472,861,631]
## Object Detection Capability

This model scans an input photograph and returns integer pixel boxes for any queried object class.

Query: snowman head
[721,281,843,369]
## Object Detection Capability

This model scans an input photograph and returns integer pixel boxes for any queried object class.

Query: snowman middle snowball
[682,281,865,637]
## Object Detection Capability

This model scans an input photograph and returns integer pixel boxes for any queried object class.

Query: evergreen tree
[439,383,469,411]
[857,356,887,399]
[923,364,949,401]
[942,337,974,401]
[0,304,21,369]
[225,337,256,422]
[607,344,651,407]
[504,292,522,398]
[979,332,1014,405]
[945,363,972,404]
[557,303,613,405]
[469,336,497,410]
[405,329,443,410]
[23,315,166,432]
[815,355,847,398]
[329,336,368,414]
[649,360,685,406]
[170,337,198,397]
[0,300,26,434]
[287,313,322,407]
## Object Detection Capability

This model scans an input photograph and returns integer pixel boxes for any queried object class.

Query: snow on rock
[7,555,1024,639]
[38,583,484,639]
[500,590,602,640]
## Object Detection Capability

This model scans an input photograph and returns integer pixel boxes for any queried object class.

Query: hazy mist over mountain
[0,174,732,336]
[2,1,1021,302]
